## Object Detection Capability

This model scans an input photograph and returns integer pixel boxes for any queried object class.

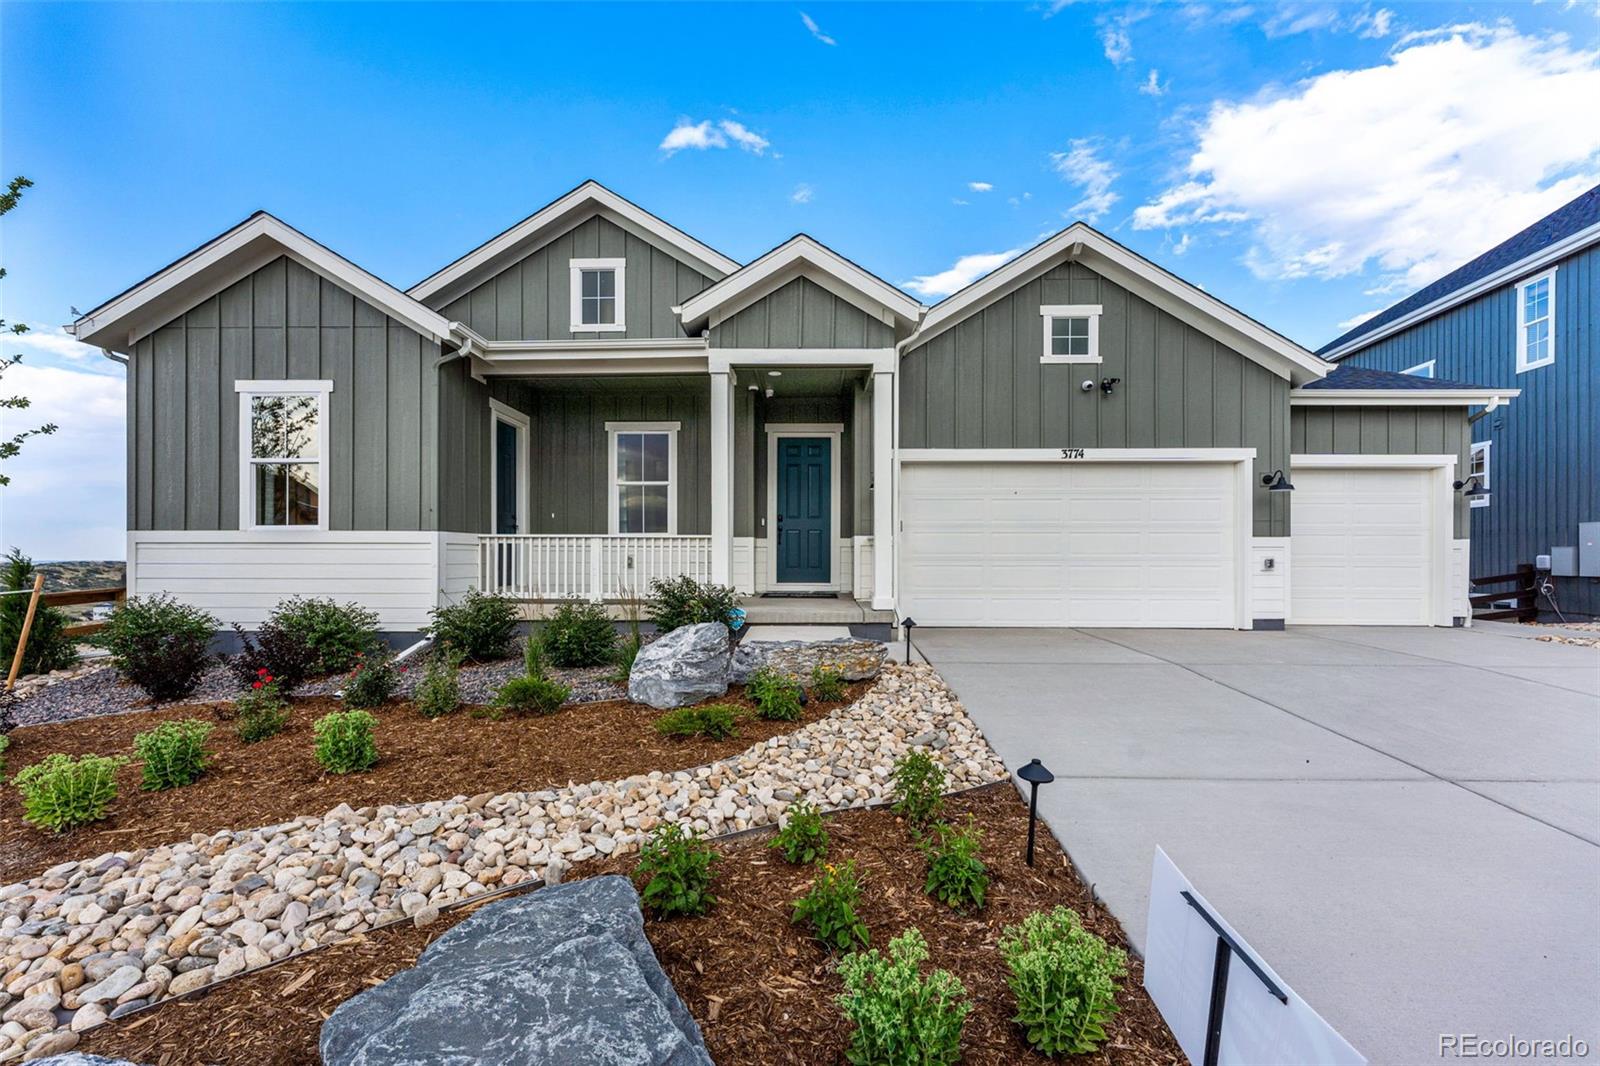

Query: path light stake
[1017,758,1055,867]
[901,617,917,664]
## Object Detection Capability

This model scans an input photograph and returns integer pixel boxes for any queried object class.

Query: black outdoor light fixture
[1017,758,1055,867]
[1453,475,1488,497]
[900,617,917,664]
[1260,469,1294,492]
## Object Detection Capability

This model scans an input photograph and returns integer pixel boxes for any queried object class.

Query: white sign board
[1143,847,1365,1066]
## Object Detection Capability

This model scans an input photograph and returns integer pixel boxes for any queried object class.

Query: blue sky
[3,1,1598,559]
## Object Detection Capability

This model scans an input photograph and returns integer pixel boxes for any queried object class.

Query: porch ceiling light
[767,370,782,377]
[1260,470,1294,492]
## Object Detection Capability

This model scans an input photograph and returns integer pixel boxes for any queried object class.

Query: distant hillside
[31,561,125,592]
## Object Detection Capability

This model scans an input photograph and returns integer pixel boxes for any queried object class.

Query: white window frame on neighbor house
[1469,440,1492,508]
[606,421,678,535]
[1401,360,1436,378]
[235,380,332,532]
[1039,304,1102,364]
[1515,269,1556,372]
[570,257,626,333]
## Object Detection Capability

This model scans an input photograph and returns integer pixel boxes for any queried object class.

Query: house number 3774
[1060,448,1086,459]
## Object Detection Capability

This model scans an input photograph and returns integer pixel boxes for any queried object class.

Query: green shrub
[132,718,213,790]
[1000,907,1128,1056]
[265,597,378,675]
[228,619,317,695]
[415,651,462,719]
[920,818,989,911]
[771,799,829,864]
[747,666,803,721]
[610,631,643,683]
[0,549,77,677]
[427,590,519,662]
[523,631,549,679]
[313,709,378,774]
[793,860,870,952]
[491,674,570,716]
[541,600,617,667]
[890,751,945,826]
[836,928,971,1066]
[645,575,739,633]
[810,665,847,702]
[12,753,129,832]
[635,822,716,918]
[98,593,217,702]
[654,703,737,740]
[342,650,400,710]
[235,675,291,743]
[0,734,10,782]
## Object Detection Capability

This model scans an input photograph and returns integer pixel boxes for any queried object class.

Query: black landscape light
[901,617,917,664]
[1260,469,1294,492]
[1017,758,1055,867]
[1453,475,1488,497]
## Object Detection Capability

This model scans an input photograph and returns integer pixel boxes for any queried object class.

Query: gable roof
[1290,365,1519,407]
[676,233,924,336]
[1319,183,1600,360]
[67,212,456,355]
[905,222,1330,385]
[408,180,741,307]
[1298,366,1488,391]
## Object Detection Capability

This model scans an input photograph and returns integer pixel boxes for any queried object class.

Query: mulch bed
[0,681,866,884]
[78,785,1185,1066]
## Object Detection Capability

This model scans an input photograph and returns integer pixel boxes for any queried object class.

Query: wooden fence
[5,581,126,689]
[1468,564,1537,622]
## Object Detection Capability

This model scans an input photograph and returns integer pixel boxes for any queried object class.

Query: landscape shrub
[13,753,129,832]
[610,628,643,683]
[771,799,829,864]
[491,674,570,717]
[228,619,317,695]
[644,575,739,633]
[836,927,971,1066]
[313,709,378,774]
[793,860,871,952]
[98,593,217,702]
[920,818,989,911]
[269,597,379,675]
[541,599,617,667]
[523,631,549,679]
[1000,906,1128,1056]
[0,734,10,782]
[414,650,462,719]
[890,751,945,826]
[0,548,76,677]
[654,704,737,740]
[234,673,291,743]
[635,822,716,918]
[747,666,803,721]
[810,665,846,702]
[132,718,213,790]
[342,650,401,710]
[427,590,519,662]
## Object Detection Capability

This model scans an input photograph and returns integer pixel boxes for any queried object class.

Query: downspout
[1467,395,1504,424]
[100,348,127,366]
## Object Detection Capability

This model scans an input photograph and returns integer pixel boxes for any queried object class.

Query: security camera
[1080,380,1095,392]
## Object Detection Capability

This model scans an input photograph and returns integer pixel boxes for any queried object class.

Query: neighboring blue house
[1318,185,1600,620]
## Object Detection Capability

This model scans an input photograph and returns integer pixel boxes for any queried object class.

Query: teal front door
[776,437,831,584]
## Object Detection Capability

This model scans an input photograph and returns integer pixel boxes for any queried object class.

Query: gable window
[571,257,626,332]
[1401,360,1435,378]
[606,421,678,534]
[1469,440,1491,509]
[1515,270,1555,372]
[1039,304,1102,364]
[236,380,332,530]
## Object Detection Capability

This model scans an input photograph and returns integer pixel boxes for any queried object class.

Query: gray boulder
[29,1057,144,1066]
[320,876,711,1066]
[731,637,886,687]
[627,622,731,709]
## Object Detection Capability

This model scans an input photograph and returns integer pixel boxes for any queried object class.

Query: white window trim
[1400,360,1435,378]
[571,257,627,334]
[1515,268,1556,373]
[234,379,333,532]
[1039,304,1103,364]
[1469,440,1492,509]
[489,398,530,535]
[605,420,679,534]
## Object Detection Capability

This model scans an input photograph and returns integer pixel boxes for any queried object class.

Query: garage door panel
[1290,466,1435,626]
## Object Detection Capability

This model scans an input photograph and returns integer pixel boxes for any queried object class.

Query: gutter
[100,348,127,366]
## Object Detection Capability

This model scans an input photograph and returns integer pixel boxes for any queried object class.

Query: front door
[776,437,831,584]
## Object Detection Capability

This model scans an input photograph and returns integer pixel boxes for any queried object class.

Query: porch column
[710,369,733,586]
[871,370,894,611]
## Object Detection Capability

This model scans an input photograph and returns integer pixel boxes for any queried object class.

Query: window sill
[1040,354,1103,365]
[1469,495,1492,509]
[572,323,627,334]
[1515,358,1554,373]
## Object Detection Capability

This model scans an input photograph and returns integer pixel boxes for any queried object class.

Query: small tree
[0,548,76,676]
[1,177,57,486]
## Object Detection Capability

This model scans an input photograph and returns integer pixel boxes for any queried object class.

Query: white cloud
[1138,69,1168,96]
[1171,233,1193,255]
[800,11,837,46]
[902,248,1024,299]
[791,183,814,204]
[1100,16,1135,65]
[1007,192,1033,207]
[968,181,994,192]
[10,325,102,362]
[1049,138,1120,222]
[718,119,770,155]
[951,198,970,206]
[660,118,772,157]
[1133,25,1600,286]
[1357,8,1395,38]
[1338,309,1382,330]
[1262,4,1342,36]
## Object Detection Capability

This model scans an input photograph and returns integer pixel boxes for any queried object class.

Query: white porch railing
[478,535,713,601]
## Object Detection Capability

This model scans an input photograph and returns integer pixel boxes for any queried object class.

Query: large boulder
[320,876,711,1066]
[731,637,886,687]
[627,622,731,709]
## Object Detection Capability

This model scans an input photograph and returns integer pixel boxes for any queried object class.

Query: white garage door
[898,460,1241,627]
[1290,466,1435,625]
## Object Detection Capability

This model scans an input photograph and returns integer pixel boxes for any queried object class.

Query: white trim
[765,424,844,591]
[1515,268,1557,372]
[236,381,333,532]
[569,257,627,333]
[1289,388,1520,407]
[1469,440,1492,509]
[708,348,895,373]
[1400,360,1435,378]
[489,399,531,535]
[898,447,1257,464]
[870,373,895,611]
[710,372,733,585]
[1039,303,1103,365]
[605,422,679,535]
[1291,452,1457,469]
[1322,221,1600,360]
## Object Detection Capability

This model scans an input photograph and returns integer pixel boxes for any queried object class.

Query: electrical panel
[1551,547,1577,578]
[1580,523,1600,578]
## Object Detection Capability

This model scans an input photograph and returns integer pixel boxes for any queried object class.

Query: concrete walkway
[916,624,1600,1065]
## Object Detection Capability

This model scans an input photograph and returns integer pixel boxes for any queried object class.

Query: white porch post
[710,369,733,586]
[871,370,894,611]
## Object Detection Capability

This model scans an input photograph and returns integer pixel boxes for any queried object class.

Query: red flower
[252,681,263,690]
[257,668,270,678]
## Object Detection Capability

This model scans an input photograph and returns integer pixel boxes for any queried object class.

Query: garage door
[1290,466,1435,625]
[898,460,1241,627]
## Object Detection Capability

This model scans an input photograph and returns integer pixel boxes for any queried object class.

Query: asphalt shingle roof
[1299,365,1495,391]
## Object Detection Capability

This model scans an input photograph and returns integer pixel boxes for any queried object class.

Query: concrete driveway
[916,625,1600,1065]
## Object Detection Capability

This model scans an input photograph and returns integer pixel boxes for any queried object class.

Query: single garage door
[1290,466,1435,625]
[898,460,1241,627]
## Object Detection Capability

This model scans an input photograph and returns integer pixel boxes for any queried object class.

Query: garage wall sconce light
[1453,475,1487,497]
[1260,470,1294,492]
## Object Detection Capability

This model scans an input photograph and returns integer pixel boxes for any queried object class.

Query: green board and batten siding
[708,276,895,349]
[898,259,1292,537]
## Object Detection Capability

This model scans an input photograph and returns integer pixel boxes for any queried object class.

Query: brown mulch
[0,682,867,884]
[78,785,1185,1066]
